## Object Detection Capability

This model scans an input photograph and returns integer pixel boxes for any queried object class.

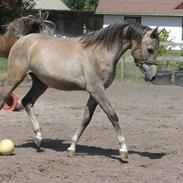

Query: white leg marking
[119,142,128,153]
[25,105,42,146]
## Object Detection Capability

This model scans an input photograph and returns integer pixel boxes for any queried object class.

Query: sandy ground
[0,82,183,183]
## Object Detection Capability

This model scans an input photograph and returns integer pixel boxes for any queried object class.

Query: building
[33,0,70,36]
[96,0,183,43]
[34,0,70,11]
[33,0,102,37]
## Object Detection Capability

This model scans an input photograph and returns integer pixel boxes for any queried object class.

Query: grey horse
[0,22,160,159]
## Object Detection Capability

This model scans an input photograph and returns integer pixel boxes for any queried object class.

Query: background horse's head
[6,11,55,38]
[0,11,55,58]
[130,26,160,81]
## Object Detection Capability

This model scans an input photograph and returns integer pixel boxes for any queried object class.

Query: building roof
[96,0,183,16]
[34,0,70,11]
[176,2,183,9]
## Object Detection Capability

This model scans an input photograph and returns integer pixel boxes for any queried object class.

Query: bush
[159,29,171,56]
[175,62,183,71]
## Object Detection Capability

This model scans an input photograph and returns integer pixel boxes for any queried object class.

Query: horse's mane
[80,21,151,49]
[6,18,20,33]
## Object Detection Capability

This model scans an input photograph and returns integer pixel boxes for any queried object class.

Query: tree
[63,0,99,11]
[0,0,35,26]
[83,0,99,11]
[0,0,17,10]
[0,0,35,10]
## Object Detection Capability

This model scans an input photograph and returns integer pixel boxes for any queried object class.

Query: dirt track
[0,82,183,183]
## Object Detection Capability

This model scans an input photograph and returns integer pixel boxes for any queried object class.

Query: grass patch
[115,61,145,83]
[0,57,8,73]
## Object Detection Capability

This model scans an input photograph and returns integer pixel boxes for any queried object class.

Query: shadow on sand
[16,139,166,163]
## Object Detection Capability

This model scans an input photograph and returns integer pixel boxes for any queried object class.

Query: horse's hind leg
[67,95,97,156]
[21,73,47,147]
[89,85,128,159]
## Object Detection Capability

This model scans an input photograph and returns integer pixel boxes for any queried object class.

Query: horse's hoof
[36,147,45,153]
[120,151,128,160]
[67,149,76,157]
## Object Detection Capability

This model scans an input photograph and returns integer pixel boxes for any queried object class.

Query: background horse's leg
[21,73,47,147]
[67,95,97,157]
[89,85,128,159]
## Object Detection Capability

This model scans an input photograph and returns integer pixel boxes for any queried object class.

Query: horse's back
[10,33,79,58]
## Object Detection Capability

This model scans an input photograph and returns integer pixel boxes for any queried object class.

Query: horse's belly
[30,58,86,90]
[48,79,85,91]
[34,73,86,91]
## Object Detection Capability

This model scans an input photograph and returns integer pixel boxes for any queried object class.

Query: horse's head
[131,27,160,81]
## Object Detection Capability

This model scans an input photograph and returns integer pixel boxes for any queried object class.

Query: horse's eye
[148,48,154,54]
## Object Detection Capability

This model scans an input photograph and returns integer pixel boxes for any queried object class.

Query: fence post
[120,56,125,79]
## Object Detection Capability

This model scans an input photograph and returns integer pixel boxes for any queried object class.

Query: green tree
[63,0,84,10]
[63,0,99,11]
[0,0,35,26]
[83,0,99,11]
[159,29,170,56]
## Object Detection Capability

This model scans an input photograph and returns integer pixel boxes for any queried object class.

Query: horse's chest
[96,62,115,83]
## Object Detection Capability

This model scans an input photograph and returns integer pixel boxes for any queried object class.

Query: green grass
[115,61,145,83]
[0,57,8,73]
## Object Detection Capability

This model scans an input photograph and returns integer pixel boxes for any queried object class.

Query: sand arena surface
[0,82,183,183]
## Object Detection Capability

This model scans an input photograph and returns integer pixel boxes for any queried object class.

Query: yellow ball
[0,139,14,156]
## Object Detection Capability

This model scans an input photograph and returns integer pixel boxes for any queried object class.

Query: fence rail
[120,55,183,63]
[160,42,183,47]
[157,57,183,62]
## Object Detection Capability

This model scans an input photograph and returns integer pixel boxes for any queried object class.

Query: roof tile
[96,0,183,16]
[34,0,70,11]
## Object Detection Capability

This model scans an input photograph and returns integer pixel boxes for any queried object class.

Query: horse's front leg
[90,85,128,159]
[67,95,97,157]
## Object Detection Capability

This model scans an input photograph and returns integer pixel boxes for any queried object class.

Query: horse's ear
[157,28,165,35]
[43,11,49,20]
[37,10,45,21]
[150,27,159,39]
[37,10,42,20]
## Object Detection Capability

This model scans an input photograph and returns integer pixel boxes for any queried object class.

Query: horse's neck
[108,41,131,64]
[5,29,19,37]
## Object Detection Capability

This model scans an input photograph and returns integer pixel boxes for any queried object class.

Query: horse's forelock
[126,23,151,43]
